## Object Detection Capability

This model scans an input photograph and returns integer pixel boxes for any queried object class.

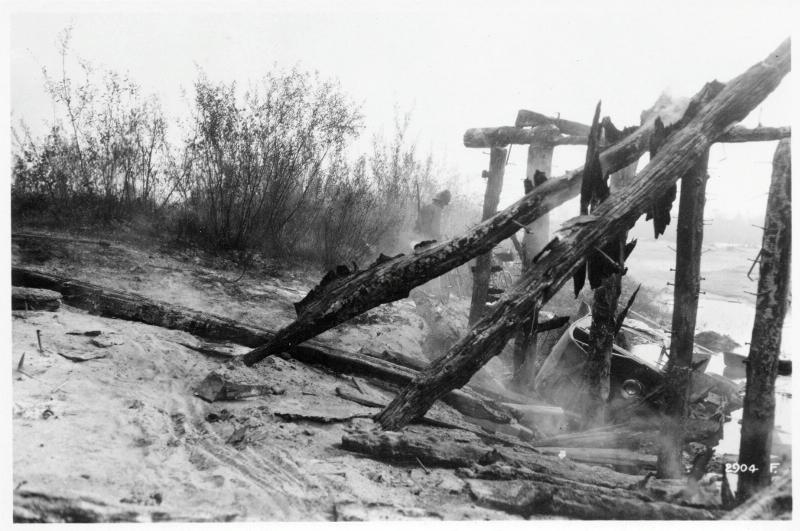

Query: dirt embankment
[11,231,523,521]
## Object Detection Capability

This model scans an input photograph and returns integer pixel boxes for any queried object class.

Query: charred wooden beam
[464,125,790,149]
[463,126,560,148]
[514,109,592,136]
[535,125,790,148]
[374,39,791,431]
[342,428,640,488]
[719,125,791,143]
[657,148,711,479]
[469,147,507,325]
[341,429,718,519]
[736,138,791,502]
[10,267,510,424]
[574,102,625,427]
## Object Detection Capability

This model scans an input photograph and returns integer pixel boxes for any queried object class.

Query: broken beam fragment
[514,109,592,136]
[375,38,790,431]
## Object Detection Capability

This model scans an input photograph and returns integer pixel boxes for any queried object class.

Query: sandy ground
[11,231,520,521]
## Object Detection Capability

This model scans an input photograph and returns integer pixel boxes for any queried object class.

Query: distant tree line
[12,28,469,268]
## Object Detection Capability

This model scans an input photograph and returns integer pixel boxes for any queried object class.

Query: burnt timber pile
[12,39,791,520]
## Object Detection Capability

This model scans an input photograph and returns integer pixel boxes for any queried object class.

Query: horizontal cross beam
[464,124,790,149]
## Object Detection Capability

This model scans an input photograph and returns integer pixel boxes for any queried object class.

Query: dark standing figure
[413,190,451,302]
[415,190,451,241]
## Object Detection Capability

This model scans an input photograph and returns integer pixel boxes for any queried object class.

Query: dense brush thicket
[12,29,458,268]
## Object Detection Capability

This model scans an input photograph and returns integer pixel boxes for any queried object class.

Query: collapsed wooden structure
[236,39,792,504]
[374,38,790,429]
[14,39,790,518]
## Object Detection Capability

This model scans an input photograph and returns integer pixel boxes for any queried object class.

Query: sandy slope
[11,232,518,521]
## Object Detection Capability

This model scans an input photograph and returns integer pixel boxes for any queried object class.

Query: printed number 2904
[726,463,759,473]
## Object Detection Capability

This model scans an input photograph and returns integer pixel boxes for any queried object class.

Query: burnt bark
[579,272,622,427]
[463,125,790,149]
[514,109,592,136]
[374,39,790,431]
[341,429,719,519]
[736,138,791,502]
[657,148,711,479]
[468,147,507,325]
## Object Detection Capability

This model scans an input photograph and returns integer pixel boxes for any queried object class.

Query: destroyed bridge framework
[237,39,791,498]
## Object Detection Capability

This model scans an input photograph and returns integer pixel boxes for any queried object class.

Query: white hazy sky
[7,0,795,222]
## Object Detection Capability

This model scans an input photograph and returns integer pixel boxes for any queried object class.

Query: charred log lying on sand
[11,266,511,426]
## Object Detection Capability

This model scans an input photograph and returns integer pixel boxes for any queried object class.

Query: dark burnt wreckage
[11,36,792,522]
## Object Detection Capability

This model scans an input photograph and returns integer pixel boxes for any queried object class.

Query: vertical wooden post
[521,124,559,265]
[468,147,507,325]
[736,138,791,501]
[511,125,558,390]
[656,149,710,479]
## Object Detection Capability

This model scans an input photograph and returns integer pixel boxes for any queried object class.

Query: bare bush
[12,27,170,222]
[12,27,456,271]
[178,70,362,254]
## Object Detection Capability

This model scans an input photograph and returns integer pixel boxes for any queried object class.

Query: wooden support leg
[512,126,557,390]
[736,138,791,501]
[468,147,507,325]
[657,149,710,478]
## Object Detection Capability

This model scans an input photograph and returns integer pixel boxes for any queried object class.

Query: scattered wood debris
[193,371,285,402]
[66,330,103,337]
[56,351,108,363]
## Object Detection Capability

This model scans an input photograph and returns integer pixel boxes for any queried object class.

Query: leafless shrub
[177,70,362,254]
[12,27,170,223]
[12,27,455,270]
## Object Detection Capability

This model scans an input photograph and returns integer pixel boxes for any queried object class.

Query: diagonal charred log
[374,38,790,430]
